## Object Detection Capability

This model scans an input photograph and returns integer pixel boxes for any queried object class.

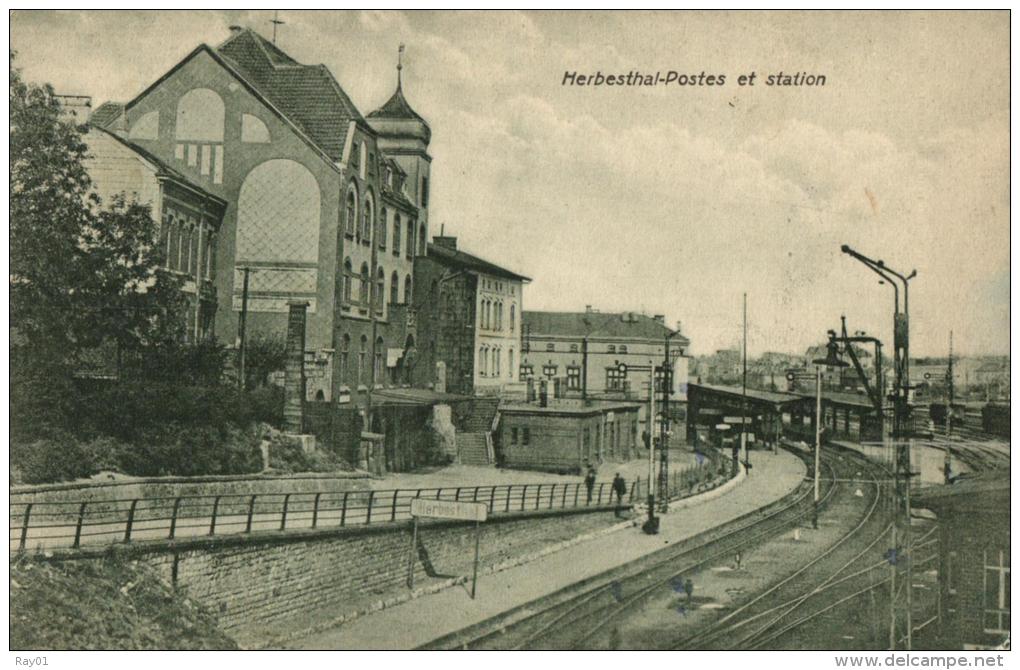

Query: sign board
[723,416,750,424]
[410,498,488,522]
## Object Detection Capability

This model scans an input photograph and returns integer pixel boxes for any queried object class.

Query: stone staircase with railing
[455,397,502,466]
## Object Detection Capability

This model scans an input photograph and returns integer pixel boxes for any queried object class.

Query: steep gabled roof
[522,310,688,344]
[426,243,531,282]
[215,28,366,161]
[88,125,227,208]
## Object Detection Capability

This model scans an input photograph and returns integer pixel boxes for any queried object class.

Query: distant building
[520,308,689,436]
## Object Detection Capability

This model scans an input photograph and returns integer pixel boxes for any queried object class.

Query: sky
[10,10,1010,357]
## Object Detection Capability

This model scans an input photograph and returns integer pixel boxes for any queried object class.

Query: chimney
[228,25,243,34]
[653,314,665,324]
[433,235,457,251]
[585,305,593,313]
[54,94,92,124]
[675,320,683,334]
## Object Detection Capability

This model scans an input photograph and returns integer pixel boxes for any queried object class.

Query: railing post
[391,490,400,522]
[455,488,462,501]
[436,488,443,500]
[245,495,257,533]
[340,492,350,526]
[562,484,569,509]
[73,502,87,549]
[209,493,221,534]
[489,486,496,513]
[473,486,480,502]
[574,483,580,507]
[597,483,605,505]
[311,493,322,529]
[535,484,543,510]
[366,490,375,525]
[521,485,528,511]
[168,497,183,540]
[124,500,138,543]
[280,494,291,531]
[18,504,32,551]
[505,486,512,513]
[549,484,556,509]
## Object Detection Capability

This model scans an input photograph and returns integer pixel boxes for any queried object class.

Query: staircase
[461,397,500,432]
[455,397,501,466]
[458,432,491,466]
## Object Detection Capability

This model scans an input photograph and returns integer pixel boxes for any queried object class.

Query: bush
[11,435,97,484]
[115,423,263,478]
[247,384,284,426]
[267,431,347,473]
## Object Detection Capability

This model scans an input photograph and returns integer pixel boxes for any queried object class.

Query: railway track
[421,445,889,650]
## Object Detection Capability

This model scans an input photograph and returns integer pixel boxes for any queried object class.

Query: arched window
[345,187,357,236]
[178,224,188,271]
[510,304,516,332]
[342,258,353,303]
[404,275,412,305]
[390,271,399,304]
[375,336,385,383]
[166,217,178,270]
[339,334,350,382]
[379,207,388,250]
[479,346,487,376]
[393,215,401,256]
[492,348,500,377]
[376,267,385,312]
[204,233,215,280]
[497,302,503,330]
[362,194,374,243]
[358,335,368,386]
[509,349,515,378]
[189,225,200,274]
[406,219,415,257]
[359,262,370,304]
[175,89,224,142]
[418,223,427,256]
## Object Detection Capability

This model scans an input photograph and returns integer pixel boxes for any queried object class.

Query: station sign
[410,498,488,522]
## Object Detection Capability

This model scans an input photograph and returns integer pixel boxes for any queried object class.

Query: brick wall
[122,506,625,645]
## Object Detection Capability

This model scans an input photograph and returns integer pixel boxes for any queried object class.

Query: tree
[10,54,187,376]
[242,333,288,389]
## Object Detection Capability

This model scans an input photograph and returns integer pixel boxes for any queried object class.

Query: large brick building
[90,27,431,404]
[412,235,530,396]
[83,125,226,344]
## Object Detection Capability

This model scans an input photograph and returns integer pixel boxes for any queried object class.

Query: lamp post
[812,339,848,529]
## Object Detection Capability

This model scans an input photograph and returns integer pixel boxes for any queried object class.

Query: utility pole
[643,375,659,534]
[237,266,251,390]
[581,337,589,402]
[741,292,749,473]
[657,332,678,513]
[946,331,954,438]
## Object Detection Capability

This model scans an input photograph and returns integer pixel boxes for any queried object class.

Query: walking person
[612,472,627,516]
[584,465,597,504]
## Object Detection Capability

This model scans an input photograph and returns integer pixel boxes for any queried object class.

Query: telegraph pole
[658,334,672,513]
[946,331,954,437]
[741,293,749,473]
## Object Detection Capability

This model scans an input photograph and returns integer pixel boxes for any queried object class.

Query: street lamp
[811,339,848,529]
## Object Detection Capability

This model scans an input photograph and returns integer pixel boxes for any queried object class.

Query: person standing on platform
[612,473,627,516]
[584,465,597,504]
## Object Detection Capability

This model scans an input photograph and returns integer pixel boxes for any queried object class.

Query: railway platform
[290,449,807,650]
